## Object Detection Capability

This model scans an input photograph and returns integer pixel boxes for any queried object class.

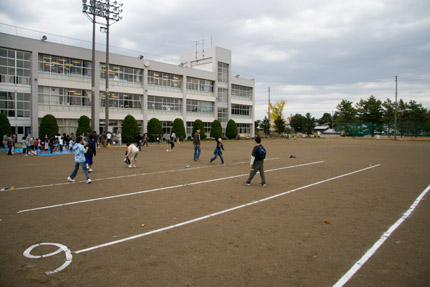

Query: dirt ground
[0,138,429,287]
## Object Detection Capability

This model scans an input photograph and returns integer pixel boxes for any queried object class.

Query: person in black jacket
[210,137,225,164]
[85,134,97,172]
[243,136,266,186]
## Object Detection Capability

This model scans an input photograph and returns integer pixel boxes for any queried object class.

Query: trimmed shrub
[39,114,59,138]
[76,115,92,136]
[147,118,163,142]
[192,119,206,139]
[210,120,222,139]
[172,118,186,140]
[0,113,12,139]
[226,119,238,139]
[122,114,139,143]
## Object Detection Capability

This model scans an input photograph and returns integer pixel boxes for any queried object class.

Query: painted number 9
[23,243,72,275]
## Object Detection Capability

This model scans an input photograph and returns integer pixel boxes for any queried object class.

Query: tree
[406,100,428,137]
[273,115,286,134]
[39,114,59,138]
[290,114,306,133]
[382,98,395,136]
[318,113,333,128]
[192,119,206,139]
[261,116,270,136]
[147,118,163,142]
[210,120,222,139]
[172,118,186,140]
[0,113,12,139]
[269,100,286,122]
[335,100,357,136]
[304,113,316,135]
[356,95,383,136]
[76,115,92,136]
[122,114,139,143]
[226,119,238,139]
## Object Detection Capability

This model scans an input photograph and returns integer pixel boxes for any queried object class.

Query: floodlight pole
[105,14,110,134]
[394,75,398,140]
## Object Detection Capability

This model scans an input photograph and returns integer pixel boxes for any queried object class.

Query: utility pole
[268,87,271,134]
[394,75,398,140]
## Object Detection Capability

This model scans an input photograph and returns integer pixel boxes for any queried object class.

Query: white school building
[0,30,255,140]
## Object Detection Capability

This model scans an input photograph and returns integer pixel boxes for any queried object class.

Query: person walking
[210,137,225,164]
[67,136,91,184]
[243,136,267,186]
[193,128,201,161]
[125,142,139,168]
[170,132,176,151]
[117,131,122,146]
[136,133,142,151]
[2,133,8,153]
[85,134,97,173]
[143,133,148,147]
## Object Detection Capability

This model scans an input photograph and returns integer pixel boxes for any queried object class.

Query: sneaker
[88,168,93,172]
[261,183,267,187]
[128,165,133,168]
[132,165,136,168]
[242,181,251,186]
[67,177,75,182]
[86,179,92,184]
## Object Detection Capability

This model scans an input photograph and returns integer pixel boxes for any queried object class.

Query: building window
[161,121,173,135]
[218,108,228,123]
[232,84,252,100]
[101,92,142,109]
[148,95,182,112]
[231,104,251,116]
[38,54,91,78]
[38,86,91,107]
[218,62,229,84]
[237,123,251,134]
[100,63,142,83]
[148,70,182,91]
[0,48,32,85]
[0,92,31,118]
[217,87,228,103]
[186,77,214,94]
[186,99,214,114]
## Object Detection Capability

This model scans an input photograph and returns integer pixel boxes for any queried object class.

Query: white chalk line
[2,157,280,192]
[74,164,380,254]
[333,183,430,287]
[17,160,322,214]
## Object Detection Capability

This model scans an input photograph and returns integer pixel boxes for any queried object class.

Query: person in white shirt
[125,142,139,168]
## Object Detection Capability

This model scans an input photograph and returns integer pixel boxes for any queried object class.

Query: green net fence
[334,121,430,137]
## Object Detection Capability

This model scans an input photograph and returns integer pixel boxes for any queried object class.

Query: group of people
[63,128,265,186]
[193,128,267,186]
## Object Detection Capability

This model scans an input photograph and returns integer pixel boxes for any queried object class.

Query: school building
[0,31,255,140]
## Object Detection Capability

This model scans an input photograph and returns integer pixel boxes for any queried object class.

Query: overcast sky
[1,0,429,120]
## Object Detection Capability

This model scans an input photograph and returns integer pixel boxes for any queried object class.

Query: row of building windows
[148,95,182,112]
[38,54,92,78]
[0,48,32,85]
[100,63,142,83]
[232,84,252,100]
[0,91,31,117]
[186,77,214,94]
[148,70,182,90]
[231,104,251,116]
[100,92,142,109]
[35,86,253,117]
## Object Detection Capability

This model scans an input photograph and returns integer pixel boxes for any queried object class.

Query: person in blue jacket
[67,136,91,184]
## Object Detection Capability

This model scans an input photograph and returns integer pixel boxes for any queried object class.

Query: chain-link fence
[334,121,430,137]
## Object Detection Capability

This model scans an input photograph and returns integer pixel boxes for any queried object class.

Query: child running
[210,137,225,164]
[67,136,91,184]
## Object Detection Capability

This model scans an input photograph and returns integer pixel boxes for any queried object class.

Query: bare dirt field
[0,138,429,287]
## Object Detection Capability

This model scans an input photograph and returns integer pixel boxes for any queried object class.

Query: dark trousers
[246,160,266,184]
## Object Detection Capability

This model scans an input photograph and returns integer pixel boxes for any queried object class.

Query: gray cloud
[1,0,429,119]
